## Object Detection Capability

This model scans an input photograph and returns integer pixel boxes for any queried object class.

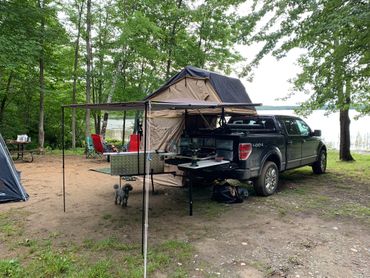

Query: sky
[236,47,306,106]
[230,2,309,107]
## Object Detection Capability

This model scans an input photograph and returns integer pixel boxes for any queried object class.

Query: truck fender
[259,147,283,175]
[316,142,327,159]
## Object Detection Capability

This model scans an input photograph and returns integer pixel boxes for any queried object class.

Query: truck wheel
[312,150,327,174]
[254,161,279,196]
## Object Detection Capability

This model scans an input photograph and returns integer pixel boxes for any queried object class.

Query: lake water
[107,110,370,152]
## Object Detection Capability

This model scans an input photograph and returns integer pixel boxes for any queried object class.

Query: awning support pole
[142,102,148,256]
[184,109,188,136]
[122,110,126,147]
[137,110,140,176]
[62,107,66,213]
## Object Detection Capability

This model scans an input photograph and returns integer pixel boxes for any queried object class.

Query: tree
[240,0,370,161]
[36,0,70,151]
[85,0,92,140]
[37,0,46,153]
[190,0,242,72]
[71,0,85,149]
[0,0,39,129]
[0,0,253,148]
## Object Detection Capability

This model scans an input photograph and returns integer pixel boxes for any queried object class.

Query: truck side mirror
[312,130,321,137]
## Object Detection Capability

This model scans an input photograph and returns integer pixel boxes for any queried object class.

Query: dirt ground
[1,155,369,277]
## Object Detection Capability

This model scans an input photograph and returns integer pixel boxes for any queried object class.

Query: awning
[63,100,261,111]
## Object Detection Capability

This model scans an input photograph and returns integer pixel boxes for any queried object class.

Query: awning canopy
[63,100,261,111]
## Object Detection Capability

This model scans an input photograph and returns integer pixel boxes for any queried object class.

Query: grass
[327,150,370,181]
[0,206,194,277]
[82,237,138,251]
[0,234,193,278]
[45,147,85,156]
[259,151,370,224]
[0,210,28,238]
[196,201,231,218]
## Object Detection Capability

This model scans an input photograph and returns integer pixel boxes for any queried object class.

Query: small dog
[113,183,133,207]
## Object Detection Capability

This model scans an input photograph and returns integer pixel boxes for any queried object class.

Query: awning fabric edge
[62,101,262,111]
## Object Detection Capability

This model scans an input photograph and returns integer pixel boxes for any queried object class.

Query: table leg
[20,144,24,160]
[188,174,193,216]
[15,144,20,160]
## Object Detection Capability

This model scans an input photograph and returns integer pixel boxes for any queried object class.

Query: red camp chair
[128,134,140,152]
[91,134,118,162]
[91,134,104,155]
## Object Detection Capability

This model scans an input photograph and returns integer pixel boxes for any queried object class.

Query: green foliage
[0,260,24,278]
[33,250,74,276]
[0,234,193,277]
[241,0,370,116]
[84,260,114,278]
[0,0,245,148]
[0,0,73,148]
[82,237,138,251]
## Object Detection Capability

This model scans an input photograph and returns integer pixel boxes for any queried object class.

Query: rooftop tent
[146,65,254,104]
[0,133,28,203]
[144,66,256,151]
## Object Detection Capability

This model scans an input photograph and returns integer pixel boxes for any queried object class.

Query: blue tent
[0,133,28,203]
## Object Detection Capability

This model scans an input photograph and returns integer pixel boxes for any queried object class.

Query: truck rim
[265,167,277,193]
[320,152,326,171]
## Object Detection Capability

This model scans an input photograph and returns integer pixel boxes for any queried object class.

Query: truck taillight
[239,143,252,160]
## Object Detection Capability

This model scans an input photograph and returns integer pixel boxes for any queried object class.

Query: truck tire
[254,161,279,196]
[312,149,327,174]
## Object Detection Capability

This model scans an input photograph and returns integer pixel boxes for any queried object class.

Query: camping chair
[91,134,105,154]
[86,136,98,158]
[91,134,117,161]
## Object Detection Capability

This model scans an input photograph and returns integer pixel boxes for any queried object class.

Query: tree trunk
[0,72,13,126]
[93,11,106,135]
[91,63,100,134]
[339,108,354,161]
[85,0,92,140]
[38,0,45,153]
[71,1,84,149]
[100,61,121,139]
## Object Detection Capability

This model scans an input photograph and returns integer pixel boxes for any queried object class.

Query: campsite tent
[144,66,257,151]
[0,133,28,203]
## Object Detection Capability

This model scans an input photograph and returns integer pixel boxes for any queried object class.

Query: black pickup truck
[178,115,327,196]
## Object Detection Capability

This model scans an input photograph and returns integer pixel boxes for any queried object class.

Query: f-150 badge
[252,143,264,148]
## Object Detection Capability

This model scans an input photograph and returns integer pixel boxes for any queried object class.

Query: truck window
[281,119,301,135]
[228,117,275,130]
[296,120,311,136]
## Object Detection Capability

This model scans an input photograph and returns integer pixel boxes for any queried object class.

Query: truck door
[296,119,318,165]
[280,118,302,168]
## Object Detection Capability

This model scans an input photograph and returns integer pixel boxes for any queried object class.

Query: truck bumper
[198,167,254,181]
